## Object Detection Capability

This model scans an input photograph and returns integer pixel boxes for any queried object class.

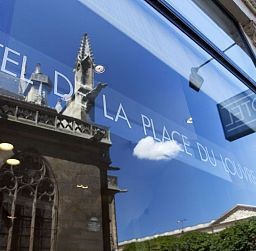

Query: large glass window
[1,0,256,250]
[160,0,256,80]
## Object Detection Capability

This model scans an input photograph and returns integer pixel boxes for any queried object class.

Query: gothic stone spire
[76,33,95,65]
[74,33,95,92]
[63,33,107,122]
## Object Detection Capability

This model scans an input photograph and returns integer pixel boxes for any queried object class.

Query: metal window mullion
[50,190,57,251]
[29,186,38,251]
[145,0,256,93]
[6,180,18,251]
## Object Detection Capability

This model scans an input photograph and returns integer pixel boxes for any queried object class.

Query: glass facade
[0,0,256,250]
[161,0,256,79]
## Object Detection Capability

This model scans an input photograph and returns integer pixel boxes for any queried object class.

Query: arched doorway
[0,150,58,251]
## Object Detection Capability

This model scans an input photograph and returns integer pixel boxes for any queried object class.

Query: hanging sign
[217,89,256,141]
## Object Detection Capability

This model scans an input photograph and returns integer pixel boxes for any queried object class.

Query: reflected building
[23,64,51,106]
[0,35,123,251]
[119,204,256,250]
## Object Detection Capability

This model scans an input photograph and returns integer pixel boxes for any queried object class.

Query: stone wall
[0,97,112,251]
[46,157,104,251]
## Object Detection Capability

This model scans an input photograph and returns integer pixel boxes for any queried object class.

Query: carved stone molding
[242,0,256,15]
[0,95,111,144]
[243,20,256,46]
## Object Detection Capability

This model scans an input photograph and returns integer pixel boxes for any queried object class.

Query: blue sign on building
[218,89,256,141]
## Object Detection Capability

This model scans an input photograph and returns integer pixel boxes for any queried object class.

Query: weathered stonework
[242,0,256,16]
[219,0,256,50]
[0,94,117,251]
[0,30,123,250]
[46,157,104,251]
[243,20,256,46]
[218,208,256,224]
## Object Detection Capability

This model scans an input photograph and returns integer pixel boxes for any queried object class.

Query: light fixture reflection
[76,184,88,189]
[189,43,236,92]
[189,67,204,92]
[94,65,105,74]
[186,117,193,124]
[0,143,14,151]
[7,216,16,219]
[6,158,20,166]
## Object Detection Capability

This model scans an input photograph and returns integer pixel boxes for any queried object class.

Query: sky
[1,0,256,242]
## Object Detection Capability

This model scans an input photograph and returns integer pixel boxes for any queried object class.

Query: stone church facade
[0,35,122,251]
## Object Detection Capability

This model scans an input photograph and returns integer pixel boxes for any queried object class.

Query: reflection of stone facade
[24,64,51,106]
[119,204,256,250]
[62,34,107,122]
[0,32,123,250]
[215,207,256,224]
[107,175,126,251]
[0,93,118,251]
[0,150,57,251]
[0,94,121,251]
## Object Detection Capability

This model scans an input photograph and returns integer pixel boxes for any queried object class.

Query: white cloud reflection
[133,136,182,161]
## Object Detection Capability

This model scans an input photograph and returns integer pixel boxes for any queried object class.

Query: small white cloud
[133,136,182,161]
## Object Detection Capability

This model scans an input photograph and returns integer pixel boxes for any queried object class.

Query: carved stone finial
[34,63,42,74]
[74,34,95,92]
[55,99,63,113]
[76,33,94,65]
[24,64,51,106]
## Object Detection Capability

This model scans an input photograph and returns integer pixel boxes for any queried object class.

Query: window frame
[145,0,256,93]
[0,151,57,251]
